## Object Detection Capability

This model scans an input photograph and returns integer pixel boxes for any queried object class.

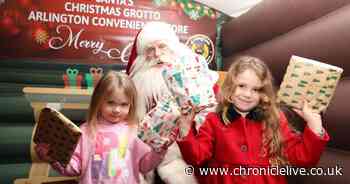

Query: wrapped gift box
[162,54,217,127]
[139,54,218,150]
[34,107,82,167]
[277,55,343,112]
[138,97,180,152]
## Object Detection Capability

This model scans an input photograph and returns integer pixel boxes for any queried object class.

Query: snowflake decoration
[188,10,200,20]
[34,28,49,45]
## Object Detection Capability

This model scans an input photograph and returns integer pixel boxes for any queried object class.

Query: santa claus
[126,21,218,184]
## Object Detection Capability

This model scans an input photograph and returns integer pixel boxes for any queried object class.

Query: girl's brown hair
[219,56,288,166]
[86,71,138,138]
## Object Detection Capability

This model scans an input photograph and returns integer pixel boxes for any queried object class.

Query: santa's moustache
[131,55,173,120]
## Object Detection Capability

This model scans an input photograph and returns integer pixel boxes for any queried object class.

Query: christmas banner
[0,0,217,66]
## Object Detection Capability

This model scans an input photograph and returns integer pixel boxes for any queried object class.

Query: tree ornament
[33,27,49,45]
[1,16,14,29]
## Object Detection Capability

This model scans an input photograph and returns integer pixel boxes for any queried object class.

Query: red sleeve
[212,83,219,95]
[176,113,217,166]
[280,112,330,167]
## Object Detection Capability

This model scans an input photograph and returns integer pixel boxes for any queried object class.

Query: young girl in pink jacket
[36,71,165,184]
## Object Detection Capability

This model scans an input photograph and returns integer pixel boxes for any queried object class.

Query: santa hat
[126,21,179,75]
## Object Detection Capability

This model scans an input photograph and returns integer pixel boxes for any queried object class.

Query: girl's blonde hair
[86,71,138,138]
[219,56,288,166]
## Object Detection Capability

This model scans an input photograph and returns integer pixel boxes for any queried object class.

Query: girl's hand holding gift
[176,109,196,139]
[34,143,52,162]
[293,99,324,137]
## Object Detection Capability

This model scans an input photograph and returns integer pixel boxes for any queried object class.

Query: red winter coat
[177,106,329,184]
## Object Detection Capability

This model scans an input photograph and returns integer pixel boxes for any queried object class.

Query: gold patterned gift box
[277,55,343,112]
[34,107,82,167]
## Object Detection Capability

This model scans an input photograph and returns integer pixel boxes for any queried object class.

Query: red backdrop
[0,0,217,65]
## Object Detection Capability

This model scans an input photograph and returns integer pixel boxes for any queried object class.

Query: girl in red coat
[176,56,329,184]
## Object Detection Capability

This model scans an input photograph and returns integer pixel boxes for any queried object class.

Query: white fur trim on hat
[137,21,179,55]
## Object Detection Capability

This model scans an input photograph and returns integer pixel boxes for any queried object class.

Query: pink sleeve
[133,138,164,173]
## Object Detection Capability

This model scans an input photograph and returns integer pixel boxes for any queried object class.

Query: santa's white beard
[129,43,193,121]
[131,59,172,120]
